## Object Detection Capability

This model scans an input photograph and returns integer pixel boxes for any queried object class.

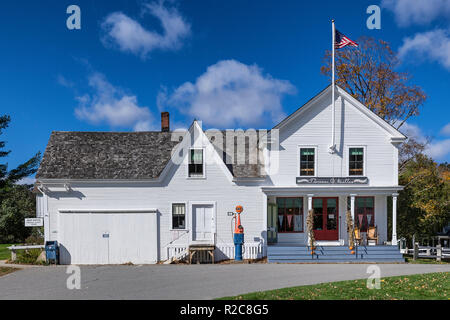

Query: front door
[313,197,339,241]
[192,204,213,242]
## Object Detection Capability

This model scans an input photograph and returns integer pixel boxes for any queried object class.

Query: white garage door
[58,211,158,265]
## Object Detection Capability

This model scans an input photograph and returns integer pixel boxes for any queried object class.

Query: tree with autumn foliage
[396,155,449,241]
[322,37,448,241]
[321,37,428,173]
[321,37,426,129]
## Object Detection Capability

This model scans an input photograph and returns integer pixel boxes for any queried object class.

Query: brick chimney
[161,112,170,132]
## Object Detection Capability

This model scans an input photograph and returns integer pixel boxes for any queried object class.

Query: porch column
[307,194,314,246]
[307,194,314,211]
[262,193,268,257]
[350,194,356,221]
[392,193,398,245]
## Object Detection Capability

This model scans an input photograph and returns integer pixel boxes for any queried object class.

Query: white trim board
[58,208,158,213]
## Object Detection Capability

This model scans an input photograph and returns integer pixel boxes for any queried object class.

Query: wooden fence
[404,243,450,262]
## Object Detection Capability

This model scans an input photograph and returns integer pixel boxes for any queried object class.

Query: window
[347,196,374,232]
[349,147,364,176]
[188,149,204,177]
[172,203,186,229]
[300,148,315,176]
[276,197,303,233]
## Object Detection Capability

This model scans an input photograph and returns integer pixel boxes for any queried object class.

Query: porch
[262,186,403,248]
[267,244,404,263]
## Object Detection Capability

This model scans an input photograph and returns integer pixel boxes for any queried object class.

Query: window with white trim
[188,148,204,177]
[349,147,364,176]
[300,148,315,176]
[172,203,186,229]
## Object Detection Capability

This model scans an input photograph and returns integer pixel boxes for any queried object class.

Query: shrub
[15,248,44,265]
[25,232,44,245]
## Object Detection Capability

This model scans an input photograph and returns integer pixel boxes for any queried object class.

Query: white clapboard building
[35,85,406,264]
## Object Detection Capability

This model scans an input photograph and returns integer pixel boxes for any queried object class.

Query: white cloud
[16,177,35,185]
[398,29,450,70]
[56,74,74,88]
[382,0,450,27]
[158,59,296,127]
[440,123,450,136]
[425,139,450,160]
[401,122,450,161]
[400,122,427,143]
[101,1,190,58]
[75,73,154,131]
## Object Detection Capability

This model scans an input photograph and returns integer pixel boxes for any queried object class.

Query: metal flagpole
[330,19,336,154]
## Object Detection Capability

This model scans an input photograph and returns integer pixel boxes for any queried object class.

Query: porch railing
[166,242,264,262]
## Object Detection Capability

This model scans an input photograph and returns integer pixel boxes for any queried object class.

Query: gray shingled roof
[36,130,266,180]
[218,130,266,178]
[36,131,181,180]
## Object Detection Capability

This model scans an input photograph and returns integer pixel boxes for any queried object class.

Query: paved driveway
[0,263,449,299]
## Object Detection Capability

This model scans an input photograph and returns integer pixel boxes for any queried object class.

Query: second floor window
[189,149,204,177]
[300,148,315,176]
[349,147,364,176]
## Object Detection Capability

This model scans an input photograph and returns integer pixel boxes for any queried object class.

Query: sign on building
[296,177,369,184]
[25,218,44,227]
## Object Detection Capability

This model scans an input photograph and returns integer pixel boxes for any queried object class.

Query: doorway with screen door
[192,204,214,242]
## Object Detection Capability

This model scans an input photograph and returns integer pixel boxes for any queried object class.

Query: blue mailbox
[45,241,59,264]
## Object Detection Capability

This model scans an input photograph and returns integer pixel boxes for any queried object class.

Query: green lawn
[0,244,13,260]
[405,257,450,264]
[220,272,450,300]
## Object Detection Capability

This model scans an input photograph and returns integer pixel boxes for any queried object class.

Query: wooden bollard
[413,242,419,261]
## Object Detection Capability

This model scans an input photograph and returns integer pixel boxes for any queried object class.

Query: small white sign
[25,218,43,227]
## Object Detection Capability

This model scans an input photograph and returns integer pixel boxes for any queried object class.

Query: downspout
[36,183,50,242]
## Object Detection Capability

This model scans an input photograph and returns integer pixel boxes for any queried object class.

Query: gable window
[300,148,315,176]
[349,147,364,176]
[188,149,204,177]
[172,203,186,229]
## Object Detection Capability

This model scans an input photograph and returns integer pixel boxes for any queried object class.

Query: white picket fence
[166,244,189,262]
[166,242,265,263]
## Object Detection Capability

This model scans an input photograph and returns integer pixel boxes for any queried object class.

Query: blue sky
[1,0,449,181]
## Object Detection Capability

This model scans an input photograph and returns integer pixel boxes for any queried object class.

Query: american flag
[335,29,358,49]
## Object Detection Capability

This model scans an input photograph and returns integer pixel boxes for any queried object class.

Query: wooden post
[436,244,442,262]
[413,242,419,261]
[11,248,16,262]
[392,193,398,244]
